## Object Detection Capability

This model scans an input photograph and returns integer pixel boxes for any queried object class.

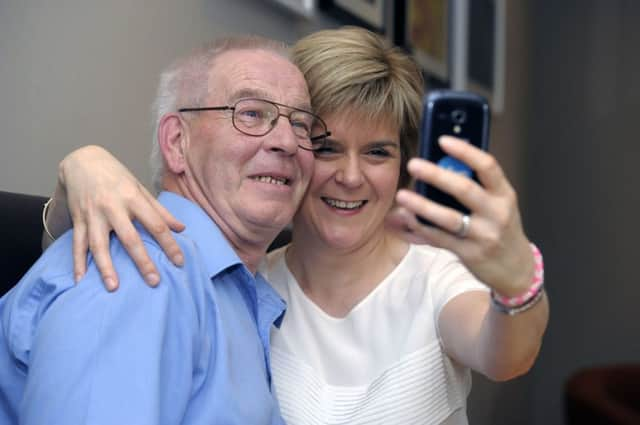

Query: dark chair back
[268,227,292,252]
[0,190,292,297]
[0,191,48,296]
[566,364,640,425]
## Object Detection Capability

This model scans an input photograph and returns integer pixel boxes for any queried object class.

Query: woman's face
[293,111,401,251]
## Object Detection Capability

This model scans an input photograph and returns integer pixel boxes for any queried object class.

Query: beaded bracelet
[490,243,545,316]
[42,198,56,241]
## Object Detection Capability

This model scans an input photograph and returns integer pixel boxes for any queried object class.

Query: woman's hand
[387,136,534,297]
[52,145,185,291]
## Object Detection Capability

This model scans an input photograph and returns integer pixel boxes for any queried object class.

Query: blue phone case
[415,90,490,225]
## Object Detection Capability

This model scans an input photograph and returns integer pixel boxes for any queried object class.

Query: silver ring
[455,214,471,238]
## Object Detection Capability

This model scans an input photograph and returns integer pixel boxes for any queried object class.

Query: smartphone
[415,90,490,225]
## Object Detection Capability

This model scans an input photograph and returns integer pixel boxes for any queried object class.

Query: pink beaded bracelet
[491,243,545,315]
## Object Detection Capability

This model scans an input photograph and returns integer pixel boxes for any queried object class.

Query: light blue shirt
[0,192,286,425]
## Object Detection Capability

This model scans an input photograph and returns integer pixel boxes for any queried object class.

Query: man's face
[181,49,314,243]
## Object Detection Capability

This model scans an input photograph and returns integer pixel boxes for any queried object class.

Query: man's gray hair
[149,36,291,193]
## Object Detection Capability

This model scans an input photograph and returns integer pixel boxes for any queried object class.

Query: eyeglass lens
[232,99,324,149]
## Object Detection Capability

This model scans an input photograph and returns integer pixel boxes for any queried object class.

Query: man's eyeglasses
[178,98,330,151]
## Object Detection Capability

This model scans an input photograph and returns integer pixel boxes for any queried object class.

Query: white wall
[0,0,335,196]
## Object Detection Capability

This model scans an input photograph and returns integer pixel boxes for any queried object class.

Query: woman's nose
[335,156,364,187]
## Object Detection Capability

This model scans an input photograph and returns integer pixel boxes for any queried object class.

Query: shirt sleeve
[19,241,203,425]
[428,248,489,323]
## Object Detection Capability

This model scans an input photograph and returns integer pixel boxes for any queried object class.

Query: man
[0,36,325,424]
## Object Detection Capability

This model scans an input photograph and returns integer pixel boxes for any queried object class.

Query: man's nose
[262,116,299,154]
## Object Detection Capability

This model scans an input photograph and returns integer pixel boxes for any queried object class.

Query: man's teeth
[324,198,364,210]
[252,176,288,185]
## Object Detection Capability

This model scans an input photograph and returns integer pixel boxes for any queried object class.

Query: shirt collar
[158,191,243,279]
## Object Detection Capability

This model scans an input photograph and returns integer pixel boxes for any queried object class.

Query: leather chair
[565,364,640,425]
[0,190,48,297]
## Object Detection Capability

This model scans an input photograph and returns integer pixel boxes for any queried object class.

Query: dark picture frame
[464,0,505,113]
[402,0,450,83]
[320,0,386,33]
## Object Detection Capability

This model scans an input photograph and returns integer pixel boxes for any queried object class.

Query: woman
[44,27,548,424]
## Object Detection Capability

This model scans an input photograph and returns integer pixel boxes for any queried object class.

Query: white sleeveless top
[260,244,489,425]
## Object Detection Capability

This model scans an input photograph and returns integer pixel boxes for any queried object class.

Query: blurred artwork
[407,0,448,80]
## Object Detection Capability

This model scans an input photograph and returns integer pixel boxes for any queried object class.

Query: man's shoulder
[135,223,216,281]
[114,227,214,296]
[3,227,207,335]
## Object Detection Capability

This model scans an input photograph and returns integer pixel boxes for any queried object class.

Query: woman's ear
[158,113,187,174]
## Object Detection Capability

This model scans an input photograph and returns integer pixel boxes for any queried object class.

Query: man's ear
[158,113,187,174]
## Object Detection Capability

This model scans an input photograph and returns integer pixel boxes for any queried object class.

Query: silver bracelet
[491,286,545,316]
[42,198,56,241]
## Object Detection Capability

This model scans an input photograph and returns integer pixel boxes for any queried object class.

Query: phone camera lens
[451,109,466,124]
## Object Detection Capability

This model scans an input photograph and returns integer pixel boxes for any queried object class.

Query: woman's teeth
[323,198,365,210]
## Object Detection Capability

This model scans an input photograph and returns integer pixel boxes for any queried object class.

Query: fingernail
[104,277,117,291]
[74,273,82,283]
[145,273,160,286]
[172,253,184,266]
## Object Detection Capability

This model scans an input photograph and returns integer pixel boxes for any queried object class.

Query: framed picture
[463,0,505,113]
[271,0,317,18]
[403,0,449,82]
[321,0,386,32]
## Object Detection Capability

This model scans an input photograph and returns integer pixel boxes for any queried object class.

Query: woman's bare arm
[43,145,185,291]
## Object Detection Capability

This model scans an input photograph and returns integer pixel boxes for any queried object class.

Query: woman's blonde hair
[292,26,424,187]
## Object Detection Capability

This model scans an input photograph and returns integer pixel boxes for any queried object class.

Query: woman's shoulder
[261,244,287,270]
[259,245,290,295]
[404,244,464,272]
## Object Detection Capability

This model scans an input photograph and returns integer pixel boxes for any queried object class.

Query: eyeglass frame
[178,98,331,151]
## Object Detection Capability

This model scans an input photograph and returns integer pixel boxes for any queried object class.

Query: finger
[141,186,186,233]
[407,158,487,214]
[72,219,89,282]
[105,210,161,287]
[430,137,522,236]
[86,218,120,292]
[139,190,185,266]
[387,205,464,249]
[386,207,434,243]
[396,189,472,237]
[438,136,510,193]
[415,222,468,251]
[386,207,420,236]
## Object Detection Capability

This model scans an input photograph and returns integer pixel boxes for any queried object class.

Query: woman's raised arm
[388,136,549,380]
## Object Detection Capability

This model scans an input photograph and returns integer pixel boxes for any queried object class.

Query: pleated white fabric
[261,244,489,425]
[273,342,469,425]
